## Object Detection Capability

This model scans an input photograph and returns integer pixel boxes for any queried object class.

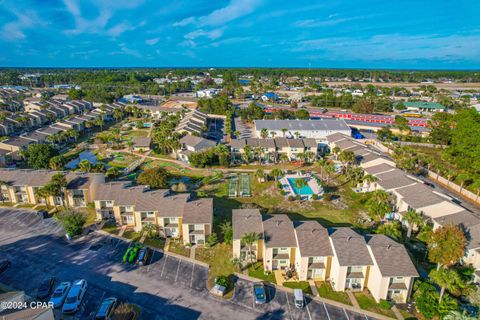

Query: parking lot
[0,208,379,319]
[232,279,376,320]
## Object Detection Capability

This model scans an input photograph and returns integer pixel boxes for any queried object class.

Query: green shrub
[323,193,332,201]
[55,208,86,237]
[295,194,301,201]
[277,182,282,189]
[312,194,318,200]
[287,195,294,201]
[280,190,286,196]
[379,299,391,309]
[206,232,218,248]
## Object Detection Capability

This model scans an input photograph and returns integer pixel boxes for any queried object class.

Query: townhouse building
[254,119,351,142]
[231,209,418,303]
[0,169,104,207]
[325,132,480,281]
[176,109,208,136]
[230,137,319,163]
[177,134,216,163]
[93,182,213,245]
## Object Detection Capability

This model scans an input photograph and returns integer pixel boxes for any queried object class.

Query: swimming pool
[287,178,314,195]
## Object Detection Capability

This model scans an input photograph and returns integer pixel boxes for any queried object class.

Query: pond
[65,150,99,169]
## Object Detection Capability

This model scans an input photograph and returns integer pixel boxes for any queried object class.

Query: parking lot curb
[94,229,209,268]
[234,272,396,320]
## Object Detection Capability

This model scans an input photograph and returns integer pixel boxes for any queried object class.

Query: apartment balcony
[346,272,365,279]
[388,282,408,290]
[141,217,156,223]
[240,245,257,252]
[272,253,290,260]
[308,262,325,269]
[164,223,178,228]
[189,229,205,235]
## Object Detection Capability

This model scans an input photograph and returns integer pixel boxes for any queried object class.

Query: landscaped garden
[283,281,312,294]
[247,262,277,284]
[315,282,352,305]
[167,240,191,257]
[353,291,396,318]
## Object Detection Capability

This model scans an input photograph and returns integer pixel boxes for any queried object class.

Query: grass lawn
[77,207,97,226]
[101,222,119,235]
[123,230,142,242]
[113,303,142,320]
[316,282,352,306]
[143,237,166,250]
[0,202,14,207]
[353,291,396,318]
[248,262,277,284]
[15,203,35,208]
[168,240,191,257]
[200,173,368,228]
[195,243,236,298]
[283,281,313,294]
[122,129,149,139]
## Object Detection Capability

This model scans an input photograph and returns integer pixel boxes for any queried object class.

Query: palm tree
[254,169,266,183]
[35,187,50,208]
[402,209,423,239]
[231,256,243,272]
[366,190,391,221]
[241,232,260,265]
[429,268,466,303]
[331,146,340,160]
[78,159,92,172]
[49,155,66,170]
[243,145,252,164]
[294,131,300,139]
[94,118,104,130]
[324,163,336,185]
[281,128,288,137]
[315,159,327,179]
[143,223,158,239]
[375,221,402,241]
[338,150,356,166]
[363,174,377,191]
[105,167,120,180]
[270,168,283,185]
[260,128,268,139]
[270,131,276,138]
[293,178,308,190]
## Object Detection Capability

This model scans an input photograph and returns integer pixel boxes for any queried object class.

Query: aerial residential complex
[232,209,418,303]
[325,133,480,282]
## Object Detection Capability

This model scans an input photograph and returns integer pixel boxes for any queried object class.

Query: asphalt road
[0,208,378,320]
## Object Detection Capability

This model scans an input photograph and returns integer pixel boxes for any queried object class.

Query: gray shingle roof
[375,169,416,190]
[255,119,350,132]
[232,209,263,239]
[326,133,350,143]
[294,221,333,257]
[287,139,304,148]
[180,135,216,150]
[366,234,419,277]
[329,228,373,266]
[364,163,395,175]
[182,198,213,224]
[132,136,152,147]
[262,214,297,248]
[395,184,445,209]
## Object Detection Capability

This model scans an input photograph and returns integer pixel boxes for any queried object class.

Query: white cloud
[145,37,159,45]
[185,28,224,40]
[106,22,135,37]
[294,34,480,62]
[0,9,41,41]
[174,0,262,27]
[293,15,367,28]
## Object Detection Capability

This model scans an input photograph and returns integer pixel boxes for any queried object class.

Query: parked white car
[49,282,71,308]
[62,279,87,314]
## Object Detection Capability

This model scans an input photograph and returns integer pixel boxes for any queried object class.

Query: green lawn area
[0,202,14,207]
[283,281,313,294]
[199,172,368,228]
[122,129,149,139]
[195,243,235,297]
[101,221,119,235]
[316,282,352,306]
[399,309,418,320]
[143,237,166,250]
[248,262,277,284]
[353,291,396,318]
[168,240,191,257]
[123,230,142,242]
[15,203,35,208]
[76,207,97,226]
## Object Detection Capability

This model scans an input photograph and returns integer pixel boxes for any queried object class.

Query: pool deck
[280,173,323,199]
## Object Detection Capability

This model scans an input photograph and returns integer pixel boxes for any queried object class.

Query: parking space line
[174,259,181,283]
[284,292,293,320]
[190,263,195,287]
[305,299,312,320]
[147,250,156,273]
[323,302,331,320]
[160,254,168,278]
[343,308,349,319]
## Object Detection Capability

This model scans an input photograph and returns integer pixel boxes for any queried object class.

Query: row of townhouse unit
[232,209,418,303]
[175,109,208,135]
[0,169,104,207]
[0,100,93,136]
[94,182,213,245]
[230,137,320,163]
[0,102,125,157]
[325,133,480,282]
[0,169,213,245]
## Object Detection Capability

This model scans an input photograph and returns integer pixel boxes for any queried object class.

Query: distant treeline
[1,68,479,86]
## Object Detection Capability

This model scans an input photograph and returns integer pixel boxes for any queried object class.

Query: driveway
[0,208,379,319]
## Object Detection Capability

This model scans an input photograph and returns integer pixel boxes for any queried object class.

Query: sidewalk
[346,291,360,309]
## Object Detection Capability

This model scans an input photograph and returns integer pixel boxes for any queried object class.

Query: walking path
[346,291,360,309]
[190,244,196,259]
[391,306,405,320]
[308,280,318,297]
[139,232,147,244]
[118,225,127,237]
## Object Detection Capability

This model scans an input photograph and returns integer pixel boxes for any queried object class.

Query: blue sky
[0,0,479,69]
